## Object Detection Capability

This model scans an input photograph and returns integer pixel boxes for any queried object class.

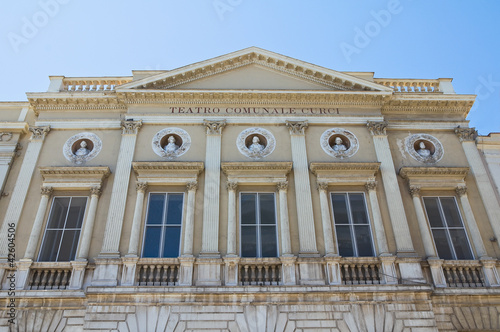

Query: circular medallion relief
[405,133,444,164]
[237,127,276,160]
[321,128,359,159]
[63,132,102,164]
[152,128,191,159]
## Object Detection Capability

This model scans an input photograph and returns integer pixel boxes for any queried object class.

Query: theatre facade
[1,47,500,331]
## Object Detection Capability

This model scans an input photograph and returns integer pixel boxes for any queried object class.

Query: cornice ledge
[39,166,111,178]
[221,162,293,175]
[0,122,29,133]
[27,93,124,114]
[399,166,470,179]
[309,162,381,175]
[132,161,204,174]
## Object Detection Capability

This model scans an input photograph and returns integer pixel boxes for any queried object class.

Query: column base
[297,257,325,285]
[280,255,297,285]
[324,255,342,285]
[178,255,196,286]
[121,256,139,286]
[223,255,240,286]
[92,257,122,286]
[195,258,222,286]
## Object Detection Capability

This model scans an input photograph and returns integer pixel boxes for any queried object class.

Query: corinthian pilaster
[0,126,50,259]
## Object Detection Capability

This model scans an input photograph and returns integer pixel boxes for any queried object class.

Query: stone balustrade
[27,263,72,290]
[442,260,485,287]
[239,258,281,286]
[340,257,382,285]
[374,78,441,93]
[136,259,179,286]
[61,77,132,92]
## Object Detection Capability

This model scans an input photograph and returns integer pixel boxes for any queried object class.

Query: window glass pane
[449,229,474,260]
[39,230,62,261]
[166,194,183,225]
[349,194,369,225]
[440,198,463,228]
[432,229,454,260]
[336,225,354,257]
[146,194,165,225]
[47,198,70,228]
[354,225,374,257]
[58,230,80,261]
[332,194,349,224]
[241,226,257,257]
[143,226,161,257]
[259,194,276,225]
[260,226,277,257]
[424,197,444,227]
[163,226,181,257]
[66,197,87,228]
[241,194,256,225]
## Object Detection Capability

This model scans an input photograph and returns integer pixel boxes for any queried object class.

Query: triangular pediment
[118,47,393,93]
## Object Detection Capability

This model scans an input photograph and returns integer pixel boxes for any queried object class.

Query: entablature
[132,161,204,185]
[221,161,292,185]
[39,166,111,190]
[399,166,469,190]
[309,162,380,185]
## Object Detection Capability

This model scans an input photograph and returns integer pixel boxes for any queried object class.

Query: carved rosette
[0,132,13,142]
[317,181,329,192]
[90,186,102,197]
[40,186,53,197]
[285,120,308,135]
[365,181,377,192]
[320,128,359,159]
[186,181,198,191]
[63,132,103,165]
[277,181,289,191]
[455,127,477,142]
[236,127,276,160]
[204,120,226,135]
[152,128,191,159]
[121,120,143,135]
[404,133,444,164]
[456,186,467,197]
[136,182,148,193]
[367,121,387,136]
[29,126,51,140]
[409,185,421,198]
[226,181,238,191]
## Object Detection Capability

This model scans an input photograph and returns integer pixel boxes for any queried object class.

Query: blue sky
[1,1,499,134]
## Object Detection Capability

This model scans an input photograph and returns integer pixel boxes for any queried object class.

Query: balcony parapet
[239,257,281,286]
[374,78,451,93]
[47,76,133,92]
[136,258,180,286]
[426,258,500,288]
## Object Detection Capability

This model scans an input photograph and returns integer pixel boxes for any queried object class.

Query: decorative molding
[455,126,477,142]
[236,127,276,160]
[27,94,125,114]
[404,133,444,164]
[152,127,191,159]
[29,126,50,140]
[310,162,380,174]
[365,181,377,192]
[63,132,102,165]
[133,162,204,174]
[40,186,53,196]
[381,96,475,117]
[366,121,387,136]
[186,181,198,191]
[221,162,292,185]
[285,120,308,135]
[320,128,359,159]
[136,182,148,193]
[121,120,142,135]
[204,119,226,135]
[310,162,380,186]
[317,181,329,191]
[132,161,204,185]
[0,132,13,142]
[456,185,467,197]
[408,185,421,198]
[399,166,469,190]
[222,162,293,174]
[39,166,110,190]
[90,186,102,197]
[277,181,289,191]
[226,181,238,191]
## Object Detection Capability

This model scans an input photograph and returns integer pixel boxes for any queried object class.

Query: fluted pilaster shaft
[226,181,237,256]
[317,182,336,256]
[409,186,437,258]
[127,182,148,256]
[278,181,292,256]
[77,187,101,260]
[183,182,198,256]
[365,181,389,255]
[24,187,53,260]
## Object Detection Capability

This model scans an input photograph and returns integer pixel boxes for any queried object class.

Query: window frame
[140,191,185,258]
[422,195,475,260]
[329,191,376,257]
[238,191,279,258]
[37,195,88,262]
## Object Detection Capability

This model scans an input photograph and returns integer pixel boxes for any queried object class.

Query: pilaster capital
[136,182,148,193]
[277,181,289,191]
[409,185,421,198]
[365,180,377,192]
[455,127,477,142]
[40,186,53,197]
[90,186,102,197]
[29,126,50,140]
[285,120,308,135]
[367,121,387,136]
[455,185,468,197]
[121,120,142,135]
[317,181,329,192]
[203,119,226,135]
[0,132,13,142]
[186,181,198,191]
[226,180,238,191]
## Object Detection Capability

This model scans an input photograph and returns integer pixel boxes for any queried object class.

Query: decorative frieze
[0,132,13,141]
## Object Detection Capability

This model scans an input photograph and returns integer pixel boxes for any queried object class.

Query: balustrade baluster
[250,266,256,285]
[61,270,70,288]
[40,270,49,289]
[458,267,466,287]
[168,266,176,285]
[53,270,62,289]
[243,265,249,285]
[451,267,459,287]
[147,265,155,285]
[256,266,263,285]
[263,266,270,285]
[463,267,473,286]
